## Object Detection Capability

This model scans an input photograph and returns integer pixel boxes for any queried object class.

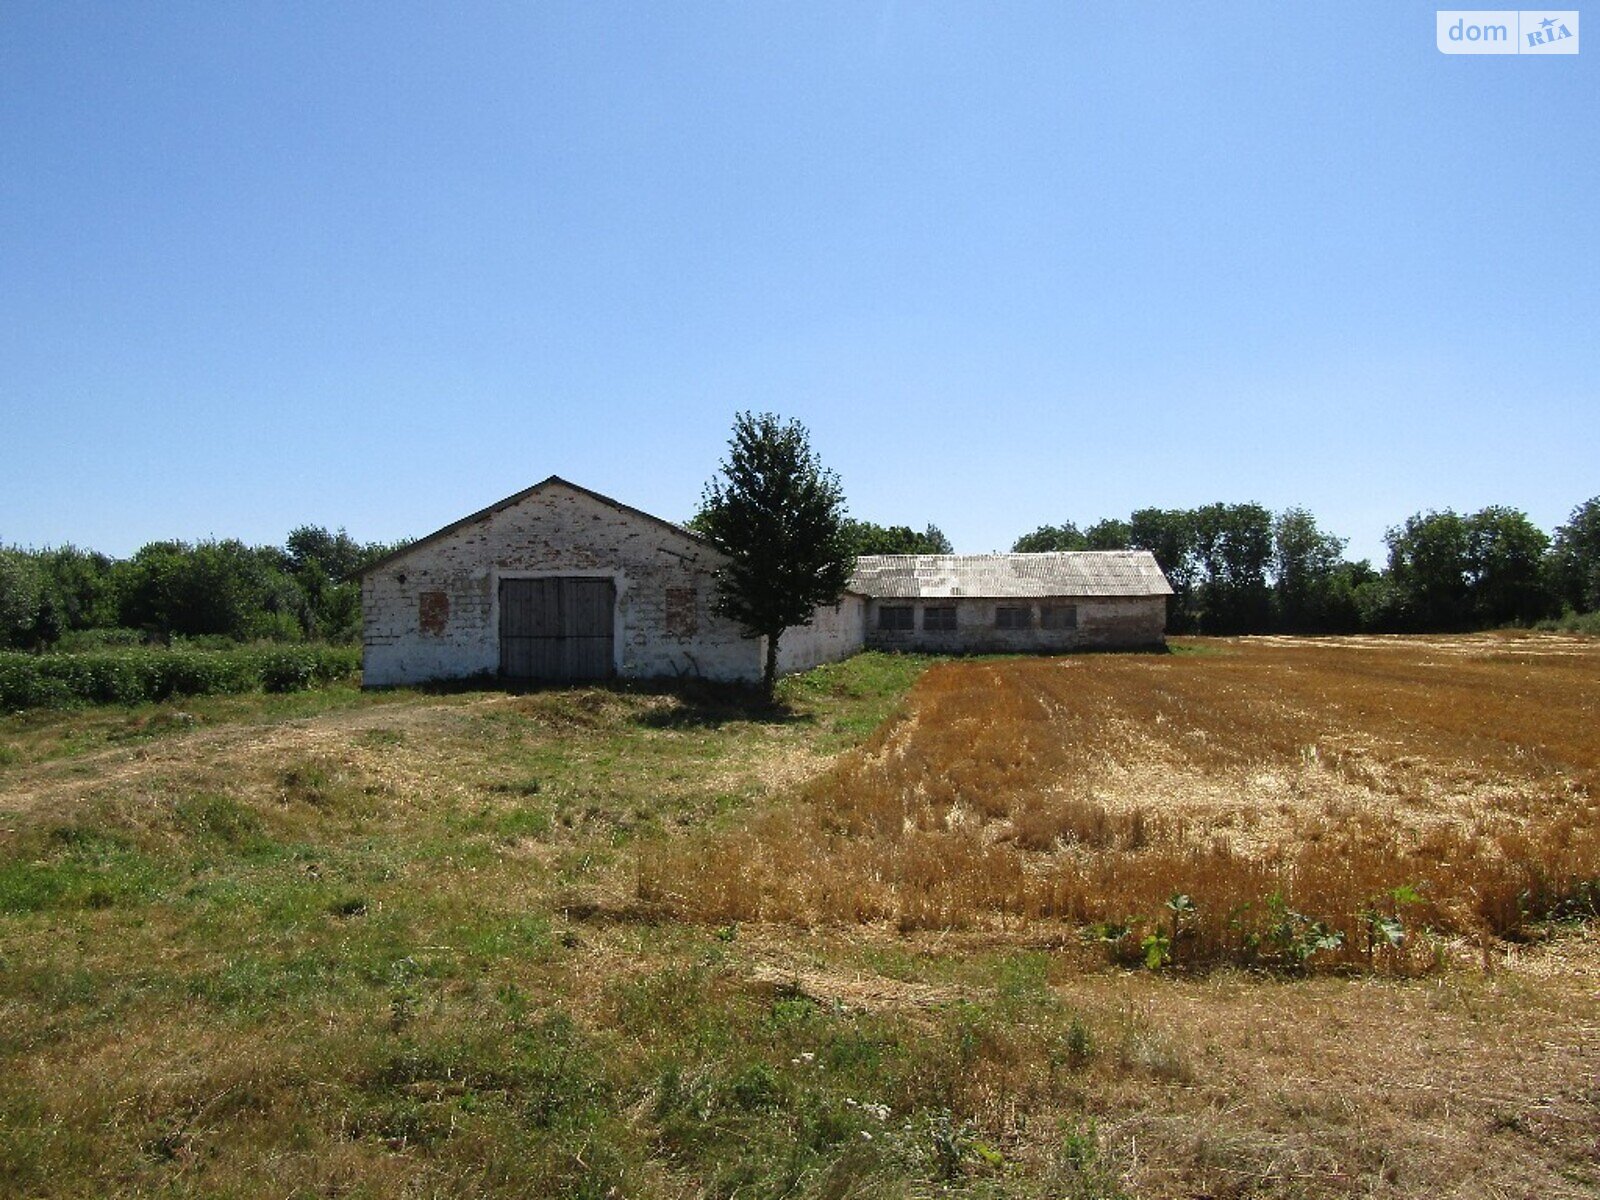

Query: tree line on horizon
[0,527,407,651]
[1013,498,1600,635]
[1,497,1596,652]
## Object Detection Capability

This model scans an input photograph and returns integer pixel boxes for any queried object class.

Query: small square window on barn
[419,590,449,635]
[878,605,914,632]
[995,605,1031,630]
[922,605,957,632]
[665,586,697,637]
[1040,604,1078,630]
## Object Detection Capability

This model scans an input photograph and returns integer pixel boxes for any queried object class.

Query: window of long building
[1041,604,1078,630]
[878,605,914,631]
[995,605,1032,630]
[923,605,957,632]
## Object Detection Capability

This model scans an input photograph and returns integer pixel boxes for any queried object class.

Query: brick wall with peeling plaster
[362,481,779,686]
[776,594,867,674]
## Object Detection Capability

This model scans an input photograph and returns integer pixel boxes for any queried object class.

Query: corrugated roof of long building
[848,551,1173,599]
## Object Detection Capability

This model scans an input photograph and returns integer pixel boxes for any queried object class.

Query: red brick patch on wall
[419,590,450,635]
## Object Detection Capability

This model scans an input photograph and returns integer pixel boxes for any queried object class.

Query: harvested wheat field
[643,634,1600,960]
[2,639,1598,1198]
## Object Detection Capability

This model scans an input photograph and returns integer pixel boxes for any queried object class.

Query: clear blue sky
[3,1,1595,566]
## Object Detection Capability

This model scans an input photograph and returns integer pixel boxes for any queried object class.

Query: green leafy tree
[1084,518,1132,550]
[283,525,390,640]
[118,539,300,641]
[697,413,853,700]
[1128,508,1199,632]
[1551,497,1600,614]
[1386,507,1552,629]
[918,523,954,554]
[0,549,44,649]
[1190,503,1273,633]
[1319,559,1377,633]
[286,526,370,580]
[37,545,119,637]
[1464,506,1550,626]
[1272,508,1349,632]
[1014,518,1132,553]
[844,520,952,556]
[1385,510,1472,630]
[1012,523,1089,552]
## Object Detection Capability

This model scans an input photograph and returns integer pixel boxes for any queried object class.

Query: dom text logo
[1437,9,1579,52]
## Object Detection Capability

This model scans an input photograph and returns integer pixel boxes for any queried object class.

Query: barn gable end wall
[362,482,766,686]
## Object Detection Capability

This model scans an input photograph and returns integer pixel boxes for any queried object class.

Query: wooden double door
[498,577,616,682]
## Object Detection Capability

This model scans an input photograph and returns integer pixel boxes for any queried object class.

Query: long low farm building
[850,551,1173,653]
[360,477,1171,687]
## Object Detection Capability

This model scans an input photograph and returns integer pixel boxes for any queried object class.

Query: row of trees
[0,528,408,650]
[842,519,952,556]
[3,397,1594,672]
[1013,498,1600,634]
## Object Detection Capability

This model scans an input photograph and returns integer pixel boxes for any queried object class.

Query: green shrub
[254,645,361,693]
[0,657,74,709]
[0,645,361,711]
[258,649,316,693]
[1533,609,1600,635]
[241,611,305,643]
[53,628,146,651]
[152,650,257,699]
[169,633,240,652]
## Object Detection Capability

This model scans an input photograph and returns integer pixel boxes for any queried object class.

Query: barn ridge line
[359,475,713,579]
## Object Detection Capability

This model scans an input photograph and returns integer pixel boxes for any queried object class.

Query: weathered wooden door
[499,578,615,682]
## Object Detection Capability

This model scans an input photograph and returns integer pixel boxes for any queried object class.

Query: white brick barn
[359,477,864,687]
[360,478,1172,688]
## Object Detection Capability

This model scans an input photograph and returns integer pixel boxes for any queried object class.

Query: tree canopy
[843,520,952,556]
[695,413,853,699]
[0,529,405,650]
[1004,497,1590,636]
[1551,498,1600,615]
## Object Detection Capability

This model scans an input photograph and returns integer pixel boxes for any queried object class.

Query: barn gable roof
[359,476,712,578]
[849,551,1173,599]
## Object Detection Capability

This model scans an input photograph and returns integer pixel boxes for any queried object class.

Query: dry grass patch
[642,635,1600,967]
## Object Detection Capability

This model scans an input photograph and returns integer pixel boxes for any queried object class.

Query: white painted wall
[773,593,867,674]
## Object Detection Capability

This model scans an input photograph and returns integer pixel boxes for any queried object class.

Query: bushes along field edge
[0,644,362,710]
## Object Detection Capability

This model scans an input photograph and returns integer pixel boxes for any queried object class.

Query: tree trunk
[762,630,780,703]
